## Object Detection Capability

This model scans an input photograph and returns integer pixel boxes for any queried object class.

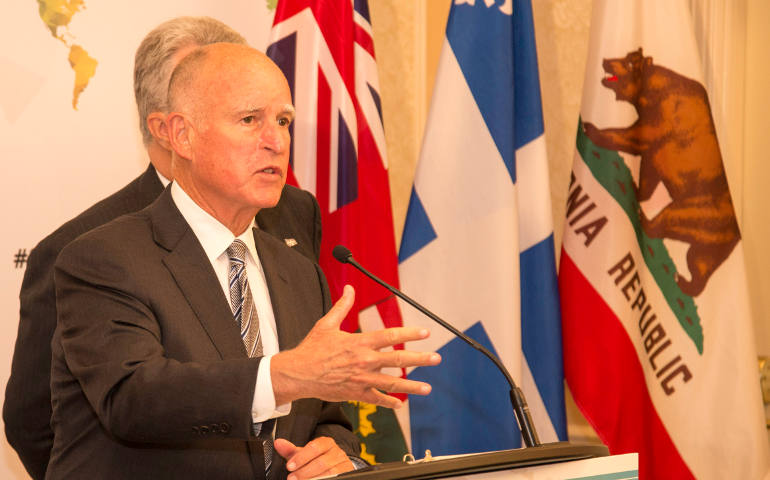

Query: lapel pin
[284,238,298,248]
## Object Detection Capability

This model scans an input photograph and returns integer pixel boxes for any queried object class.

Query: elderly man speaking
[47,43,440,480]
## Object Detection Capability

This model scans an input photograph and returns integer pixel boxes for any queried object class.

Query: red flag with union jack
[267,0,408,463]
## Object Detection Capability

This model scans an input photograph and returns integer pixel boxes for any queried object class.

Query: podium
[339,442,637,480]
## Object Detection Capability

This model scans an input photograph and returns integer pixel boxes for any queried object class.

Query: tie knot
[226,239,248,262]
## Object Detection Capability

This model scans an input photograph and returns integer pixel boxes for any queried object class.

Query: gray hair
[133,16,246,145]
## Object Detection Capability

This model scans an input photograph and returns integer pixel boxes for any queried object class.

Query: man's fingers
[354,373,434,398]
[344,349,440,372]
[282,437,353,480]
[273,438,299,460]
[360,387,404,409]
[378,350,441,369]
[290,456,353,480]
[360,326,431,350]
[315,285,355,330]
[283,436,333,471]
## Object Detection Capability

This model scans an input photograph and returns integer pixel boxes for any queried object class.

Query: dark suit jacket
[45,187,357,479]
[4,164,324,479]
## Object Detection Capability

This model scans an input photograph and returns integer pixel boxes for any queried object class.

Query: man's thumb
[273,438,298,459]
[317,285,355,329]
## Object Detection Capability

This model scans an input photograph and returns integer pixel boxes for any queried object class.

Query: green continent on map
[342,402,408,464]
[37,0,96,109]
[576,118,704,354]
[37,0,84,37]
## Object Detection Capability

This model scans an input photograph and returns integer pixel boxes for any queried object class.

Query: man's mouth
[258,166,282,175]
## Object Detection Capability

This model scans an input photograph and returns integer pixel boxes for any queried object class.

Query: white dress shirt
[170,182,291,423]
[155,168,171,187]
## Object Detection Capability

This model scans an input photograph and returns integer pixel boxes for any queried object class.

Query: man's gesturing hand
[274,437,354,480]
[271,285,441,408]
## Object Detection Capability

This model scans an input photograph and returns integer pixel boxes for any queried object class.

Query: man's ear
[166,112,193,159]
[147,112,172,150]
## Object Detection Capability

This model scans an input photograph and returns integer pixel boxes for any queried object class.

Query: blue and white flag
[398,0,566,455]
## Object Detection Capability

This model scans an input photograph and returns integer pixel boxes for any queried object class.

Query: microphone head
[332,245,353,264]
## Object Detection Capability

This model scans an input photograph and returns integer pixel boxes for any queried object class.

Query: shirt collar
[170,182,257,263]
[155,166,171,187]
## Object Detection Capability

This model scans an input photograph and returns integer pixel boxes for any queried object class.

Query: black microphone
[332,245,541,448]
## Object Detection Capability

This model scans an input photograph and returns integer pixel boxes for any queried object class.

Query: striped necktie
[226,239,262,357]
[226,239,272,472]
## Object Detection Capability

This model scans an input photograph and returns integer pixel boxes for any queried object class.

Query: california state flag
[559,1,770,479]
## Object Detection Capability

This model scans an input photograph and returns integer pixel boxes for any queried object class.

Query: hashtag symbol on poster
[14,248,28,269]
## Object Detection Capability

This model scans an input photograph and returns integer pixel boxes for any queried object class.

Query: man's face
[184,50,294,217]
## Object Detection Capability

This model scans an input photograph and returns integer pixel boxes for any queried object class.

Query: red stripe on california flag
[559,250,693,480]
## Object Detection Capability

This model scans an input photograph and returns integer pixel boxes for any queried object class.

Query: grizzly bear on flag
[583,48,740,298]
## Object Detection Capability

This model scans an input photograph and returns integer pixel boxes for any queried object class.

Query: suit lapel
[253,228,310,451]
[252,228,308,351]
[151,188,247,360]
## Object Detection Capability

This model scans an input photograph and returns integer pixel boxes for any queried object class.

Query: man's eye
[278,117,291,127]
[242,116,255,124]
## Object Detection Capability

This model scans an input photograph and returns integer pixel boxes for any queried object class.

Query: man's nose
[260,122,286,153]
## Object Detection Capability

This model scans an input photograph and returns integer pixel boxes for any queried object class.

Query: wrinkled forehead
[206,62,292,111]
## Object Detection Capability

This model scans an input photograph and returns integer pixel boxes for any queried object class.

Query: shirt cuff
[251,354,291,423]
[349,456,370,470]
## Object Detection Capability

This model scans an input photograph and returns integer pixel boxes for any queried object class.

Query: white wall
[0,3,274,478]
